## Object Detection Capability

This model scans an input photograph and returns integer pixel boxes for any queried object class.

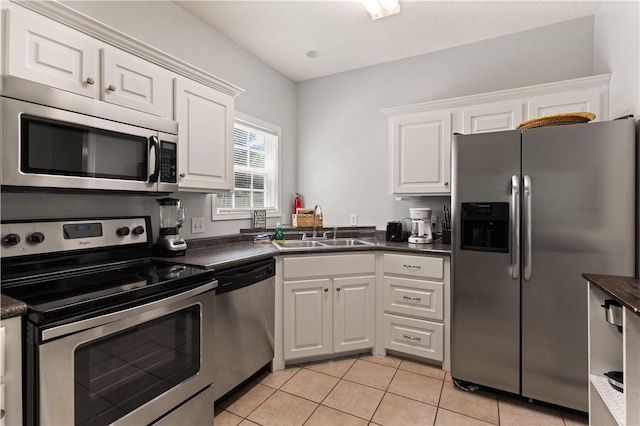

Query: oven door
[36,283,215,426]
[1,97,164,193]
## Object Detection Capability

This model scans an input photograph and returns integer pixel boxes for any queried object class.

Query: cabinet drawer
[283,254,375,279]
[383,253,443,279]
[384,277,443,320]
[384,314,443,361]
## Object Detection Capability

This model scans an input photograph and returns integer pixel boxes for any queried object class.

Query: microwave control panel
[160,141,178,183]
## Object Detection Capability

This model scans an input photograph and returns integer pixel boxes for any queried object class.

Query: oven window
[21,115,148,181]
[74,305,201,426]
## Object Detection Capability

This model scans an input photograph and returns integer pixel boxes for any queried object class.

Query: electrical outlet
[191,217,205,234]
[349,214,358,226]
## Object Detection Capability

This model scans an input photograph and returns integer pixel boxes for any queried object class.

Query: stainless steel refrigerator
[451,118,636,412]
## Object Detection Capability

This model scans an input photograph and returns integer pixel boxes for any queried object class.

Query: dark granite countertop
[1,294,27,320]
[583,273,640,316]
[158,233,451,270]
[2,229,451,318]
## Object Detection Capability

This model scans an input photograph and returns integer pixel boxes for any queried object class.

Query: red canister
[294,193,302,213]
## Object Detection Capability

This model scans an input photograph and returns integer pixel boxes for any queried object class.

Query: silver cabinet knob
[179,173,186,178]
[107,84,116,92]
[86,77,95,85]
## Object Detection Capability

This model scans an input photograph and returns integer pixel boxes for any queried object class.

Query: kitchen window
[212,113,280,220]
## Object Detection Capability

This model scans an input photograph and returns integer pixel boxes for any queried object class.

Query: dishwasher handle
[215,258,275,294]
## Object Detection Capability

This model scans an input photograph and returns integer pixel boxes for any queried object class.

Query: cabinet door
[5,6,98,98]
[101,47,171,117]
[462,102,523,134]
[283,279,332,360]
[527,88,605,121]
[175,78,234,192]
[333,275,375,353]
[391,111,452,195]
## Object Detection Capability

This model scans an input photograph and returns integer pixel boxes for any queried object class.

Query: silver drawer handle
[403,296,421,302]
[403,335,421,341]
[403,264,421,269]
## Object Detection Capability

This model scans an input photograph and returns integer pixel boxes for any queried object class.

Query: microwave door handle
[149,136,160,183]
[511,175,520,280]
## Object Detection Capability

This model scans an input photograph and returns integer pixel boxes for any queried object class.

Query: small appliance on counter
[386,221,409,242]
[605,371,624,392]
[155,198,187,256]
[602,299,624,333]
[408,208,433,244]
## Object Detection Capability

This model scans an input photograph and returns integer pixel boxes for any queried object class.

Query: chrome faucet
[312,204,323,238]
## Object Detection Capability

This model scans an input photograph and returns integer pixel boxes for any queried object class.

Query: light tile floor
[214,354,589,426]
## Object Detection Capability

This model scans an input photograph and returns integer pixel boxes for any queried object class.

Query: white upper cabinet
[383,74,609,196]
[389,111,452,195]
[462,101,524,134]
[175,78,234,192]
[5,6,99,98]
[4,4,173,118]
[527,89,604,120]
[100,48,172,117]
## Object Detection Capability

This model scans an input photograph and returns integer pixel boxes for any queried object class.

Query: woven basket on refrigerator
[516,112,596,130]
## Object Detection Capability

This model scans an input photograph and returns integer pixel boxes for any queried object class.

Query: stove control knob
[27,232,45,244]
[132,226,145,235]
[1,233,20,246]
[116,227,131,237]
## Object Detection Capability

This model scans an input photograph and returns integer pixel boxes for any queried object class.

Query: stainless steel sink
[272,238,374,250]
[272,240,327,249]
[321,239,374,247]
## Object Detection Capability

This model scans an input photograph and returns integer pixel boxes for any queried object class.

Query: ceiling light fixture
[362,0,400,20]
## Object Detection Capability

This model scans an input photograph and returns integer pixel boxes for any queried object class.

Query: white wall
[296,17,596,230]
[594,1,639,117]
[5,3,636,237]
[1,1,297,239]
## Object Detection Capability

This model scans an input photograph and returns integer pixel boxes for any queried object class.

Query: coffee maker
[408,208,433,244]
[155,198,187,256]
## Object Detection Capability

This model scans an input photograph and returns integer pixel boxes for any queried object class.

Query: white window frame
[211,112,281,221]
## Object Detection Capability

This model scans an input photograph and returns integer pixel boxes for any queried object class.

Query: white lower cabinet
[587,281,640,426]
[381,253,450,368]
[383,314,443,360]
[0,316,22,426]
[282,253,375,362]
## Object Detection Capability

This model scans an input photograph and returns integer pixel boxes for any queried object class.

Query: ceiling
[174,1,601,82]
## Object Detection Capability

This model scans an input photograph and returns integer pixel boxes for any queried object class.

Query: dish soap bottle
[274,222,285,241]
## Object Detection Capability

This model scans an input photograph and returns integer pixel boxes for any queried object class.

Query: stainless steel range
[1,216,216,426]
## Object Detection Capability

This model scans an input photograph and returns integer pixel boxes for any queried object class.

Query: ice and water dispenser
[460,202,509,252]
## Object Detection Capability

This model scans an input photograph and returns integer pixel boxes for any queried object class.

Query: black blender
[154,198,187,256]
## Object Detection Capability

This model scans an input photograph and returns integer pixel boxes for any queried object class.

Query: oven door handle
[41,281,216,342]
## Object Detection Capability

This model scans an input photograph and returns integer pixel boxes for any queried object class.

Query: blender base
[153,244,186,257]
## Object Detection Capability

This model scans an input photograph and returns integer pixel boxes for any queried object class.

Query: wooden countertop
[583,273,640,317]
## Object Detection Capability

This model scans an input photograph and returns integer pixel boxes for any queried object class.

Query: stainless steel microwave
[1,78,180,194]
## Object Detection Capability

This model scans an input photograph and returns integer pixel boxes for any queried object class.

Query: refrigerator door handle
[511,175,520,280]
[523,175,532,281]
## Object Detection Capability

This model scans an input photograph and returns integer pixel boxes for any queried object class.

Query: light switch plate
[350,214,358,226]
[191,217,205,233]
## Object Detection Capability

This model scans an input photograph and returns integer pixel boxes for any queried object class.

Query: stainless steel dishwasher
[213,258,275,401]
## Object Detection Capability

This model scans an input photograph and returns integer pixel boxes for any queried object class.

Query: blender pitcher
[155,198,187,256]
